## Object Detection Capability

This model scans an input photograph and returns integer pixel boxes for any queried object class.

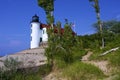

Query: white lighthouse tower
[30,15,41,49]
[30,14,48,49]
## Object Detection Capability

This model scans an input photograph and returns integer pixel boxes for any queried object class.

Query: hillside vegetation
[43,32,120,80]
[0,29,120,80]
[1,0,120,79]
[37,0,120,79]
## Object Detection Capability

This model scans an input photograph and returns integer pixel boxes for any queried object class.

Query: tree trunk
[97,13,105,48]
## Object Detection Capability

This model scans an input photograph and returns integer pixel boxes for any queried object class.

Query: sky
[0,0,120,56]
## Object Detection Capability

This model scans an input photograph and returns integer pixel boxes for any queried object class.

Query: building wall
[30,22,41,48]
[42,28,48,42]
[30,21,49,49]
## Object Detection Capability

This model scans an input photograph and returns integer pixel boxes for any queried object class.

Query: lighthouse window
[40,37,42,42]
[30,29,32,33]
[43,30,44,34]
[31,37,32,41]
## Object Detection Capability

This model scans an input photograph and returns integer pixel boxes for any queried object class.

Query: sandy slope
[0,47,47,68]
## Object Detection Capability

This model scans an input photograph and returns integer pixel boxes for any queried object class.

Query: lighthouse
[30,14,41,49]
[30,14,48,49]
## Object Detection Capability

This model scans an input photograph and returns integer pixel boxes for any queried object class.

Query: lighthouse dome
[31,14,39,22]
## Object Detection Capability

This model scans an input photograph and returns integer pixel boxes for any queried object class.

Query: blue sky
[0,0,120,56]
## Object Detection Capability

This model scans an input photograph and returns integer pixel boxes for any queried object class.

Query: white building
[30,15,48,49]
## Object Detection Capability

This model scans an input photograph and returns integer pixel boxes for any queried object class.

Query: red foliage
[40,23,76,35]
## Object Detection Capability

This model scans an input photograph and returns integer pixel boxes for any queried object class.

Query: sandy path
[81,51,110,75]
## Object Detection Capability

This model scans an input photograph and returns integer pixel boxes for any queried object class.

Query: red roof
[40,23,76,35]
[40,24,50,29]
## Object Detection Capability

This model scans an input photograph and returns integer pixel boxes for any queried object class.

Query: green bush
[11,73,42,80]
[54,59,68,69]
[72,48,87,61]
[53,47,87,69]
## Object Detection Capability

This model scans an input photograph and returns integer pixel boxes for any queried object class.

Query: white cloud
[0,40,23,48]
[8,40,22,47]
[116,14,120,20]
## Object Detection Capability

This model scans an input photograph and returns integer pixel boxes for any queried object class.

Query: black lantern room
[31,14,39,22]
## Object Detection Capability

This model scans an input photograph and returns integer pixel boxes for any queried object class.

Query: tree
[38,0,55,27]
[37,1,77,67]
[38,0,55,66]
[45,20,76,65]
[93,20,120,34]
[89,0,105,48]
[109,21,120,34]
[61,20,76,63]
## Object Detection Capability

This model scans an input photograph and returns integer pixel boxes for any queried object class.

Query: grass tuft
[62,61,105,80]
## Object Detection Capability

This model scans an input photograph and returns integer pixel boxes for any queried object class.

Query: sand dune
[0,47,47,68]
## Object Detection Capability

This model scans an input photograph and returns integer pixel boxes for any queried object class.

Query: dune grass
[62,61,105,80]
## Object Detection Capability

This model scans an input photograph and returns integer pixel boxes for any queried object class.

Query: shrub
[0,57,43,80]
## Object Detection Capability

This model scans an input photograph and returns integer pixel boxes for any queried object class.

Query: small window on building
[31,36,32,41]
[40,37,42,42]
[43,30,44,34]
